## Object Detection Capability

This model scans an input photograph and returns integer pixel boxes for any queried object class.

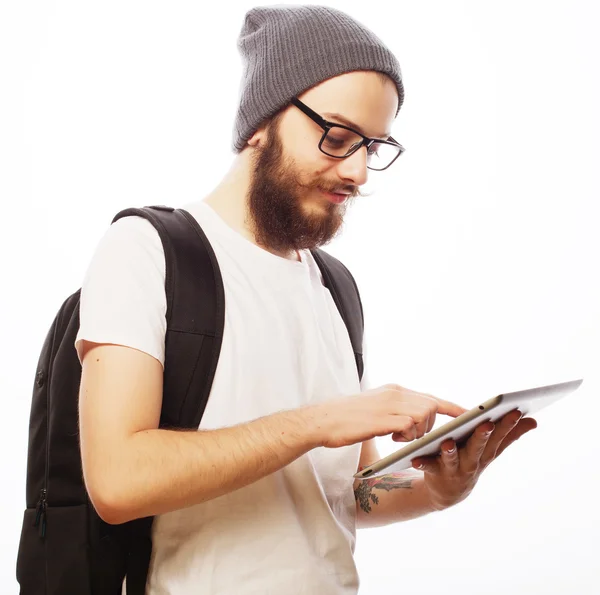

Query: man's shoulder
[96,212,166,265]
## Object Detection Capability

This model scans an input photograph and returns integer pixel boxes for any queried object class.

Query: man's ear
[247,127,266,148]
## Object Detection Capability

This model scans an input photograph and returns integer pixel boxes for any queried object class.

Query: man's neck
[203,191,300,263]
[202,156,301,262]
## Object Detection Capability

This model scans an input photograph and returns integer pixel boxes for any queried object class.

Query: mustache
[317,184,357,195]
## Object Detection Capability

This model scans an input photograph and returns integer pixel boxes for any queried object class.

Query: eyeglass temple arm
[291,98,330,130]
[292,98,403,150]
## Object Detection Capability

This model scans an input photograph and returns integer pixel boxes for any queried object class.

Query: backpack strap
[310,248,365,381]
[111,205,226,429]
[110,205,225,595]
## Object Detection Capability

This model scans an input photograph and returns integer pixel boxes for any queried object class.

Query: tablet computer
[353,378,584,480]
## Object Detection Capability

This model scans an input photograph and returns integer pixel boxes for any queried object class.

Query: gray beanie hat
[232,4,404,153]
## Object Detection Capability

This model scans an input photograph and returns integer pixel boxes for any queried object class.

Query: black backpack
[16,205,365,595]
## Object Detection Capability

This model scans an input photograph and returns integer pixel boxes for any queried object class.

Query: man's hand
[314,384,467,449]
[412,409,538,511]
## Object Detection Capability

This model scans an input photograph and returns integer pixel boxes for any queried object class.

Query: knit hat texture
[232,4,404,153]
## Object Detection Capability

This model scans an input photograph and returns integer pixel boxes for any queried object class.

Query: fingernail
[446,447,456,454]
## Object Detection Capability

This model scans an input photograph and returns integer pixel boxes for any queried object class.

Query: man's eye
[325,136,346,147]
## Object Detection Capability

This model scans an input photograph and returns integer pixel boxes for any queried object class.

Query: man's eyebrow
[322,112,391,139]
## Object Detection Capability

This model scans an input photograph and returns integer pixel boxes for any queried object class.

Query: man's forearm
[354,471,438,528]
[88,407,321,525]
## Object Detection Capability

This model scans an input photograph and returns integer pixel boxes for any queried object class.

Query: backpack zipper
[33,357,52,539]
[34,487,47,538]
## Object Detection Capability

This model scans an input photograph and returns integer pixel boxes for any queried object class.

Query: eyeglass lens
[321,127,401,170]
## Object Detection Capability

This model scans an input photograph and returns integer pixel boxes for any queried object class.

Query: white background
[2,1,599,593]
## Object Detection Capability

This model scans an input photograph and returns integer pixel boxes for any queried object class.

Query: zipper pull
[33,488,47,538]
[41,506,47,538]
[34,502,42,527]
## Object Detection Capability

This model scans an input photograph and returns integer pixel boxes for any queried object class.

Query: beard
[245,118,357,256]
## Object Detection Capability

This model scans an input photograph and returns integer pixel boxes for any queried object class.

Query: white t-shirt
[75,200,371,595]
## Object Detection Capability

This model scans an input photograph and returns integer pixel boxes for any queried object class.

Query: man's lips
[319,188,350,204]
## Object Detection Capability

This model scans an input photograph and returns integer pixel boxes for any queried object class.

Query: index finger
[430,396,468,418]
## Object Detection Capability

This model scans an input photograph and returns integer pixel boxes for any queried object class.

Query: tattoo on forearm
[354,472,414,514]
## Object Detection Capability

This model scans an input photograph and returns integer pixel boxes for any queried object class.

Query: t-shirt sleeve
[74,215,167,367]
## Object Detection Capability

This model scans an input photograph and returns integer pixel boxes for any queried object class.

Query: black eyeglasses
[290,97,405,171]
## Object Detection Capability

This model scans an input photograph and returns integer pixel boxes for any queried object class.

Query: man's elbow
[86,483,129,525]
[84,466,136,525]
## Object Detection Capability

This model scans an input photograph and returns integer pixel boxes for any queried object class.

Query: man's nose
[335,145,369,187]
